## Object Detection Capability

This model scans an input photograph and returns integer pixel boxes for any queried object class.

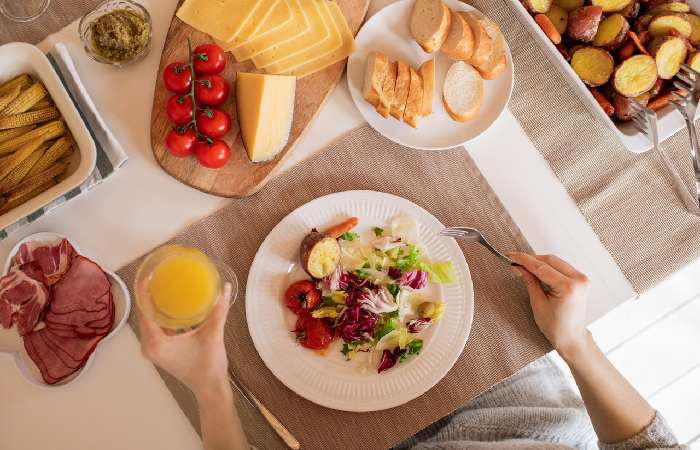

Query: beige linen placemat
[0,1,103,44]
[118,126,551,450]
[470,0,700,294]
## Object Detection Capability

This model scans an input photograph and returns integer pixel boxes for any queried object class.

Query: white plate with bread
[347,0,514,150]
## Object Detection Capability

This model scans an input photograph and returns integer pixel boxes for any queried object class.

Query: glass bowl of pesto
[79,0,152,67]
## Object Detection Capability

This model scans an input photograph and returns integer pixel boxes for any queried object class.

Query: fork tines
[629,99,650,134]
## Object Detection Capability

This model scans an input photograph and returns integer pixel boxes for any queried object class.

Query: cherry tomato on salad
[196,108,231,138]
[193,139,231,169]
[284,280,321,314]
[193,43,226,75]
[295,315,333,350]
[194,74,229,106]
[166,95,193,125]
[163,62,192,94]
[165,127,196,157]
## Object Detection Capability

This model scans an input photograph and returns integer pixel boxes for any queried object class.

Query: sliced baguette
[376,61,397,118]
[441,9,474,60]
[363,51,390,107]
[404,67,424,128]
[442,61,483,122]
[479,53,507,80]
[470,12,507,78]
[461,12,495,68]
[410,0,452,53]
[390,60,411,120]
[419,58,435,116]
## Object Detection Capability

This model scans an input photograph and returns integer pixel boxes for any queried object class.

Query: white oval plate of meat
[0,232,131,387]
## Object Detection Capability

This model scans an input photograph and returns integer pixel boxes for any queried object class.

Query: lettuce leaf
[419,261,456,284]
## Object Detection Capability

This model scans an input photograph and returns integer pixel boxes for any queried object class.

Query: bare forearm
[196,381,249,450]
[560,332,655,444]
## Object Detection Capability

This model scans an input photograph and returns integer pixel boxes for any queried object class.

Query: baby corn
[0,125,35,144]
[0,82,47,117]
[27,137,72,176]
[5,162,65,199]
[0,85,22,113]
[0,137,47,181]
[0,74,32,97]
[0,107,60,130]
[0,145,46,194]
[0,120,64,155]
[0,179,56,215]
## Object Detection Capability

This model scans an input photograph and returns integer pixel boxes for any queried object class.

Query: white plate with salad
[246,191,474,411]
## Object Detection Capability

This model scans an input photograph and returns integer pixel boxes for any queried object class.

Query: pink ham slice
[43,329,102,364]
[0,262,50,336]
[12,239,76,285]
[38,329,83,370]
[25,331,75,384]
[49,256,111,314]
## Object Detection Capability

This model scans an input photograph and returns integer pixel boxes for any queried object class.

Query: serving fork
[629,99,700,215]
[670,64,700,181]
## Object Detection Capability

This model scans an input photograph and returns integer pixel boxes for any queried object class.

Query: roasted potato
[648,77,666,97]
[686,14,700,45]
[571,47,615,85]
[647,0,690,14]
[299,230,341,279]
[688,50,700,71]
[545,4,569,34]
[567,6,604,42]
[593,14,631,47]
[648,13,692,38]
[612,91,650,120]
[634,14,654,32]
[591,0,634,12]
[523,0,553,13]
[621,0,640,18]
[649,35,688,78]
[613,54,658,96]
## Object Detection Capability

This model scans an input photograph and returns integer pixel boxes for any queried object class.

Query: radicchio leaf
[407,317,432,333]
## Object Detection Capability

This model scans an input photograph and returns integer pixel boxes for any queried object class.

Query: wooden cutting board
[150,0,370,198]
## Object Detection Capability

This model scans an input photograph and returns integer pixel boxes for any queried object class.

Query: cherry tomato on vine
[196,108,231,138]
[166,95,194,125]
[165,127,196,157]
[284,280,321,314]
[193,43,226,75]
[162,62,192,94]
[194,74,229,106]
[194,139,231,169]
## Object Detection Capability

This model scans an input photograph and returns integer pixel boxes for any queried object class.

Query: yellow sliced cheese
[176,0,258,42]
[252,0,330,69]
[218,0,292,51]
[280,1,356,78]
[266,0,343,74]
[216,0,276,49]
[233,0,311,62]
[236,72,296,163]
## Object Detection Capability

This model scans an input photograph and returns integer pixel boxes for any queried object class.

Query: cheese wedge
[216,0,281,50]
[233,0,311,62]
[265,0,343,74]
[281,2,356,78]
[253,0,330,69]
[176,0,258,42]
[236,73,296,163]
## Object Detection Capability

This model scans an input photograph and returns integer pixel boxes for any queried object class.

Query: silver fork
[670,64,700,180]
[439,227,519,266]
[629,100,700,215]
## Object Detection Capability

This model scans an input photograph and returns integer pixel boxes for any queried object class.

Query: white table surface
[0,1,635,449]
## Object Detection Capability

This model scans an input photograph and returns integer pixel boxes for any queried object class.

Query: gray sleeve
[598,412,688,450]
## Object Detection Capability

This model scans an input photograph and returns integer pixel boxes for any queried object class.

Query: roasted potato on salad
[525,0,700,120]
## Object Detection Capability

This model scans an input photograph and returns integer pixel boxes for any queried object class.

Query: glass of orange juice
[134,245,237,331]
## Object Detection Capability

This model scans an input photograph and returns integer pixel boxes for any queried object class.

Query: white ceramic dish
[347,0,514,150]
[0,43,96,229]
[0,232,131,388]
[246,190,474,411]
[508,0,700,153]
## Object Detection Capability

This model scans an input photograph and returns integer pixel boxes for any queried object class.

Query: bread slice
[441,9,474,60]
[390,60,411,120]
[470,12,506,78]
[410,0,451,53]
[363,51,389,107]
[419,58,435,116]
[480,53,506,80]
[404,67,423,128]
[442,61,483,122]
[460,12,494,68]
[376,61,397,118]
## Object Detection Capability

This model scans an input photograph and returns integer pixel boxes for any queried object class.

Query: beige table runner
[470,0,700,294]
[0,1,103,45]
[118,126,552,450]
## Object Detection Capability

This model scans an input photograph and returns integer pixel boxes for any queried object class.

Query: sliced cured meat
[50,256,111,314]
[25,332,75,384]
[12,239,76,285]
[43,329,102,364]
[24,332,58,384]
[45,302,110,326]
[0,262,50,336]
[38,329,83,370]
